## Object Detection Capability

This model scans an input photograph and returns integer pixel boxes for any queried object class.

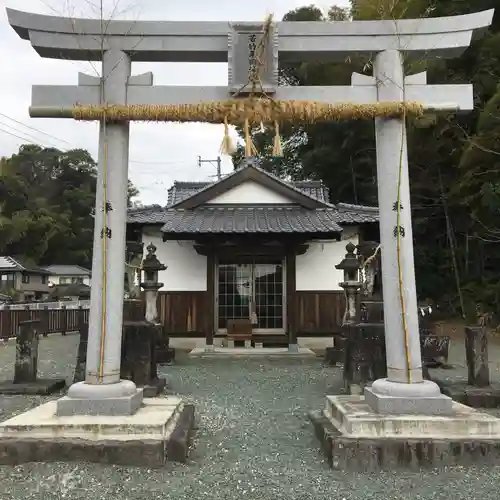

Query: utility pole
[198,155,222,180]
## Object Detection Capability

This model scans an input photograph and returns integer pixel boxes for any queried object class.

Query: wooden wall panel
[295,291,345,335]
[157,291,210,337]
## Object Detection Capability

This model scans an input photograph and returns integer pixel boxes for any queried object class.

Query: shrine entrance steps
[188,346,316,358]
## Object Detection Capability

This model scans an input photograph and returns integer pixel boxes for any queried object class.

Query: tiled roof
[167,179,330,206]
[128,203,378,227]
[160,206,343,234]
[43,265,91,276]
[0,256,51,274]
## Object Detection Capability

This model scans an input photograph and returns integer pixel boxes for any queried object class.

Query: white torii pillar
[7,7,494,416]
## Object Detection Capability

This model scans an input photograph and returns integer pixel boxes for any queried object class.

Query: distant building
[0,256,51,301]
[43,265,92,288]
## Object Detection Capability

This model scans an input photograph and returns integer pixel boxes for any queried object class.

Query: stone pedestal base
[309,395,500,470]
[56,380,143,417]
[288,344,299,353]
[0,397,195,466]
[0,379,66,396]
[365,378,453,415]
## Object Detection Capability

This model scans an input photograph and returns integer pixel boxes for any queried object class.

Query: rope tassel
[272,120,283,157]
[244,117,258,157]
[220,116,236,155]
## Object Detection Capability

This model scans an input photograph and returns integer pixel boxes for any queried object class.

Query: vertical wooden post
[286,252,297,351]
[42,305,49,337]
[206,252,215,349]
[61,305,67,336]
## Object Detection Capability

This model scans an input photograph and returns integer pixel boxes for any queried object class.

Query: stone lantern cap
[335,242,361,271]
[141,243,167,273]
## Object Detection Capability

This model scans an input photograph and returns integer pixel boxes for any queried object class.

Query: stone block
[255,342,263,349]
[228,340,235,349]
[437,382,500,409]
[310,394,500,470]
[56,389,143,417]
[0,379,66,396]
[0,398,196,466]
[364,385,453,415]
[14,320,39,384]
[142,377,167,398]
[465,326,489,387]
[326,395,500,438]
[309,409,500,471]
[244,339,252,348]
[121,321,167,393]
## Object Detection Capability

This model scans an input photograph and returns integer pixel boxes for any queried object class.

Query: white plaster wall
[296,227,359,291]
[206,180,293,204]
[50,276,91,287]
[141,227,207,291]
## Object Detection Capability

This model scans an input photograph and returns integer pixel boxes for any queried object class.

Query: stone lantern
[335,242,362,324]
[125,241,144,298]
[140,242,166,324]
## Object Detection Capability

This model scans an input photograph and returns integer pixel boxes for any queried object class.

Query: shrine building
[126,158,379,348]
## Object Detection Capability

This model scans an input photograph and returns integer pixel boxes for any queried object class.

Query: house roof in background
[43,265,91,276]
[0,256,51,274]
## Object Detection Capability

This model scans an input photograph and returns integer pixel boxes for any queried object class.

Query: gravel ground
[0,334,500,499]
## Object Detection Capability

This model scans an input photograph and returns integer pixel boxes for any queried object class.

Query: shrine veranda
[1,7,500,469]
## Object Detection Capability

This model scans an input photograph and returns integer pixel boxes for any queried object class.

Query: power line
[0,115,199,167]
[0,120,60,149]
[198,155,222,180]
[0,112,71,146]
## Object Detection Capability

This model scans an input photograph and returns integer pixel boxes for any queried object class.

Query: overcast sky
[0,0,349,205]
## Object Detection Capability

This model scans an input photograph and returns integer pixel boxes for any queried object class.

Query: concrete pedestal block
[365,378,453,415]
[57,380,143,416]
[0,397,196,466]
[309,394,500,470]
[228,340,235,349]
[244,340,252,348]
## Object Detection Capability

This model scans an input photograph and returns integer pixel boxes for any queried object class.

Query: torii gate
[7,8,493,416]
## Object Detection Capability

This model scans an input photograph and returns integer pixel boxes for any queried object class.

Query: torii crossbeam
[7,7,494,417]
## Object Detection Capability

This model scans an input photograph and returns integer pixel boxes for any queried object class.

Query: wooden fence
[0,300,145,340]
